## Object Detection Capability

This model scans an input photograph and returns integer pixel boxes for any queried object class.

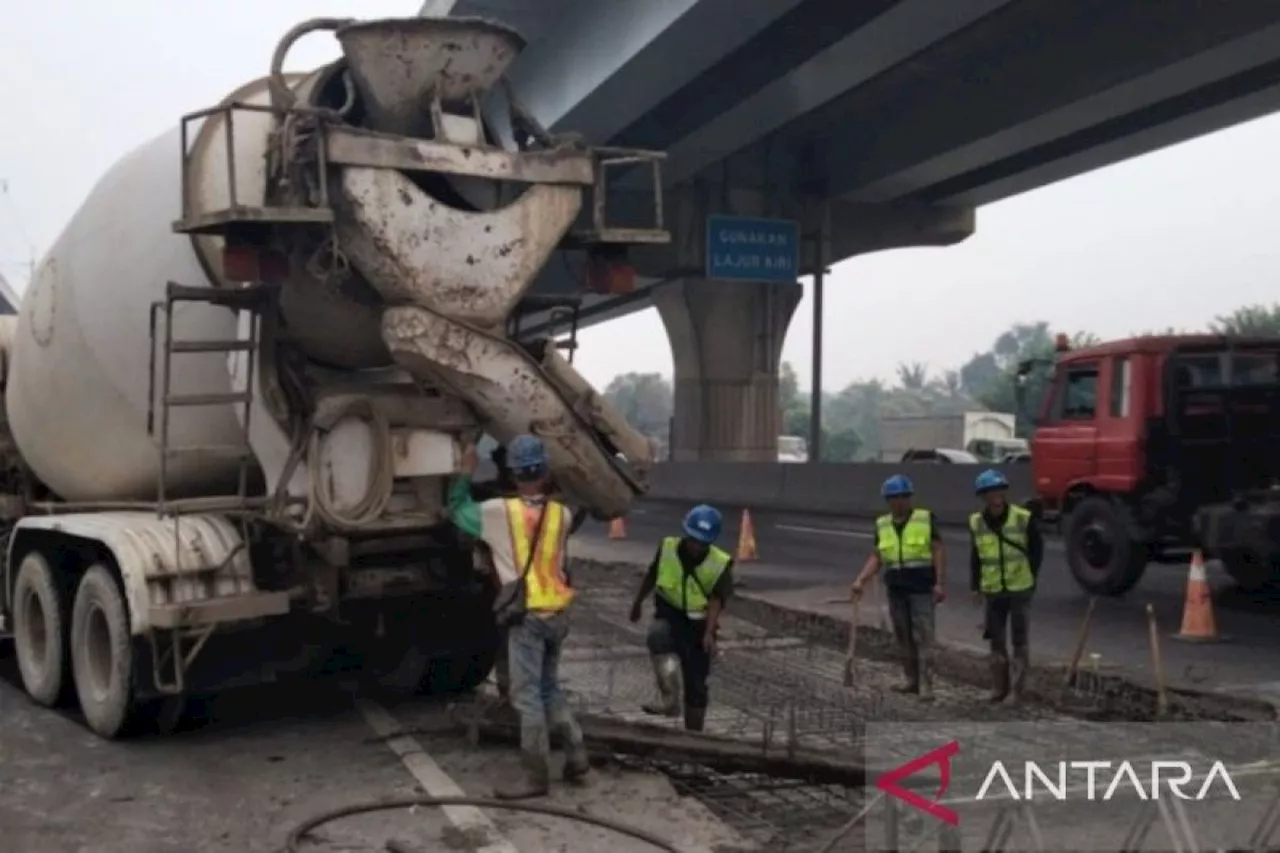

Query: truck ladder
[147,282,271,515]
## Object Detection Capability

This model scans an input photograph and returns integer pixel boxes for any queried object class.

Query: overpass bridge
[424,0,1280,462]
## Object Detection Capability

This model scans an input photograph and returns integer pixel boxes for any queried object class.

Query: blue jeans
[508,610,572,725]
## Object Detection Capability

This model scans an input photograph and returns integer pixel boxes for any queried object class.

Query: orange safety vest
[504,497,574,612]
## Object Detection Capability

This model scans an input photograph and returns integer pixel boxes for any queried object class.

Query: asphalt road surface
[580,501,1280,700]
[0,657,754,853]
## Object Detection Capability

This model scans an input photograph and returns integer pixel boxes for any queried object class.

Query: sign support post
[808,203,830,464]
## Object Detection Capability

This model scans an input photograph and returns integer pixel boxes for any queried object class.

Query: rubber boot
[988,654,1010,703]
[551,707,591,785]
[641,653,681,716]
[917,654,935,702]
[684,705,707,732]
[1006,649,1029,705]
[494,724,551,800]
[890,655,919,694]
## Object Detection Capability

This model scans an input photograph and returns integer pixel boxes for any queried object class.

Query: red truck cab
[1026,334,1280,595]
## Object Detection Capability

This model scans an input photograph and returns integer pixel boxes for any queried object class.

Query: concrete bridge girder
[494,0,806,143]
[621,0,1016,190]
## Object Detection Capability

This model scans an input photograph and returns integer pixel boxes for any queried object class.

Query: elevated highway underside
[438,0,1280,327]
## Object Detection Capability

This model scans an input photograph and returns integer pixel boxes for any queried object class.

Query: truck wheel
[1066,496,1148,596]
[12,551,70,707]
[421,639,498,695]
[419,590,499,695]
[70,564,137,739]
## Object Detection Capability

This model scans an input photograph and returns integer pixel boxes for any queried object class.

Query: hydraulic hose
[285,795,684,852]
[303,398,395,529]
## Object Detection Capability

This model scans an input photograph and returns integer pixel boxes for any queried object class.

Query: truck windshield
[1172,350,1280,388]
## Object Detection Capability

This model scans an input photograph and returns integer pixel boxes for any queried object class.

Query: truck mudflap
[6,512,290,636]
[381,305,650,519]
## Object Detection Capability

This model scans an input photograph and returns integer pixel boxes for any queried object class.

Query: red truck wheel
[1065,496,1148,596]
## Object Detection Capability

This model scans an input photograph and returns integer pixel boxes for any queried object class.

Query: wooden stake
[1146,603,1169,719]
[1063,596,1098,691]
[843,598,860,687]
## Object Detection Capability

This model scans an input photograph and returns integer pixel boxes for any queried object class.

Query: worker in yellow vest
[629,504,734,732]
[969,469,1042,704]
[850,475,946,700]
[450,435,589,799]
[466,445,586,708]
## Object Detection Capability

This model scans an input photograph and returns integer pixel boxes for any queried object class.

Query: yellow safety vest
[969,505,1034,594]
[504,497,574,612]
[875,509,935,571]
[655,536,729,618]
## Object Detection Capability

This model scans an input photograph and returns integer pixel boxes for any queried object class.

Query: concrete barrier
[647,462,1034,525]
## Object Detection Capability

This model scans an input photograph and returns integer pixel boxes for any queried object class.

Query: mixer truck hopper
[0,16,665,738]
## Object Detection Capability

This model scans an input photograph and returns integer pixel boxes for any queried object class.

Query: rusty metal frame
[172,101,335,236]
[146,588,291,694]
[575,145,670,246]
[324,126,595,185]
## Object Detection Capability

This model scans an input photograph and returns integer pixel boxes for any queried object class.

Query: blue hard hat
[682,504,722,544]
[506,434,549,476]
[975,468,1009,494]
[881,474,914,499]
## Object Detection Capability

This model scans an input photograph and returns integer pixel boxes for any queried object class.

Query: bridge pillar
[656,278,802,462]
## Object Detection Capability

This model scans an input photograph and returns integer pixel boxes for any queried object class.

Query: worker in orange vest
[450,435,589,799]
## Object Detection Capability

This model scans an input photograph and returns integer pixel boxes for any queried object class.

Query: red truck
[1020,334,1280,595]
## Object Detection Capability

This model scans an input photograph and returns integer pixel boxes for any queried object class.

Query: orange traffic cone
[1173,550,1221,643]
[736,509,758,562]
[608,516,627,540]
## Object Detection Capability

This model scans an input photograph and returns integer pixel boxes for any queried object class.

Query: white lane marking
[356,697,521,853]
[776,523,874,539]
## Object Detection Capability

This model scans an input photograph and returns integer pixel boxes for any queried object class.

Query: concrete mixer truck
[0,16,666,738]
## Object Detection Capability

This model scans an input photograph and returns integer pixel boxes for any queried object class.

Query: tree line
[602,303,1280,462]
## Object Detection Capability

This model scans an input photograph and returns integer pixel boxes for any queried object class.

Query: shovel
[842,597,860,687]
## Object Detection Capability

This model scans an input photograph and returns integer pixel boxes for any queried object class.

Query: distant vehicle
[968,436,1029,462]
[1020,333,1280,595]
[1000,452,1032,464]
[900,448,980,464]
[880,412,1019,462]
[778,434,809,463]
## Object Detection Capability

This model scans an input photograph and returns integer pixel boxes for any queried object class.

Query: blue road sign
[705,215,801,282]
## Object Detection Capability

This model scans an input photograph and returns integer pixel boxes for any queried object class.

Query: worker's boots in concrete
[641,653,682,716]
[988,654,1010,703]
[1007,648,1029,704]
[494,724,551,800]
[917,656,935,702]
[551,707,591,785]
[684,705,707,732]
[891,657,920,694]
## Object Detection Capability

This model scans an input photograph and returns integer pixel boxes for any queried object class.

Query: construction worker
[850,475,946,700]
[467,443,587,708]
[969,468,1042,704]
[449,434,589,799]
[628,504,733,732]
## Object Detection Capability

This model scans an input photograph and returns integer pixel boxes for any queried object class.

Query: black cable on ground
[285,795,685,852]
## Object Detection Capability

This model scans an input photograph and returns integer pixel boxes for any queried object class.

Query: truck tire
[1066,496,1148,596]
[70,564,138,739]
[420,589,499,695]
[420,638,498,695]
[12,551,70,707]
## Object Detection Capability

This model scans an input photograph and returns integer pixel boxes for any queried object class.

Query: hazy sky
[4,1,1279,395]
